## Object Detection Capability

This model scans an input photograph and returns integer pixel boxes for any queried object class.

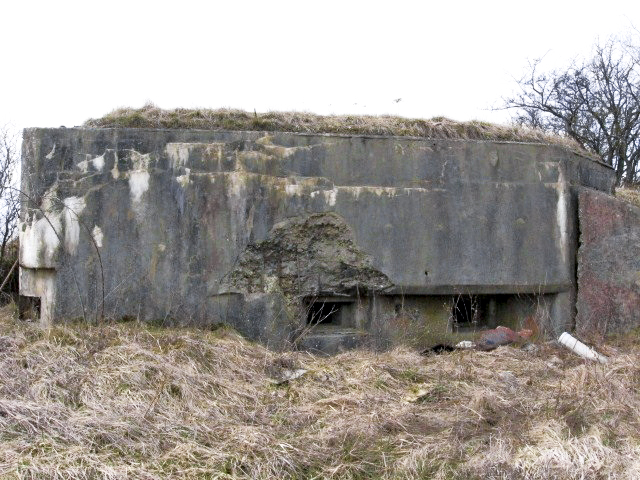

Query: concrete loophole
[18,295,41,321]
[449,293,547,336]
[451,295,492,332]
[307,301,341,325]
[452,295,479,327]
[306,299,354,328]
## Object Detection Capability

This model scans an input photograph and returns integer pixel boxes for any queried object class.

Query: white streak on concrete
[63,196,86,255]
[19,215,62,268]
[129,171,150,203]
[45,144,56,159]
[77,158,90,173]
[337,186,431,199]
[228,173,245,196]
[109,148,120,179]
[556,176,568,265]
[339,186,400,198]
[77,153,105,173]
[227,173,248,246]
[176,175,189,187]
[165,143,191,168]
[92,225,103,248]
[166,143,225,170]
[285,184,301,195]
[129,150,151,170]
[310,187,338,206]
[324,188,337,206]
[91,154,105,172]
[177,167,191,188]
[375,187,397,196]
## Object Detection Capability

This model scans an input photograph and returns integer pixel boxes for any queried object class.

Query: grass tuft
[1,306,639,479]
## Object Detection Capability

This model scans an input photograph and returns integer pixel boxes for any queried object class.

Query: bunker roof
[84,105,595,157]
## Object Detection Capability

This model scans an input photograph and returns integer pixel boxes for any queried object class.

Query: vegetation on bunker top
[84,104,592,154]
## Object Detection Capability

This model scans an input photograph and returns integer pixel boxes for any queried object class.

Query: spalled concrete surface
[224,212,392,296]
[576,190,640,335]
[19,128,615,347]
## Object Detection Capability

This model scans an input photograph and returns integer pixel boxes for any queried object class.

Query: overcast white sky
[1,0,638,132]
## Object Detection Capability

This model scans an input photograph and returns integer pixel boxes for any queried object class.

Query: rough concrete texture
[576,190,640,335]
[225,212,392,296]
[19,128,615,348]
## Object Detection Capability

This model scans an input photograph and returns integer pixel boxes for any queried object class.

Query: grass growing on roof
[1,306,640,479]
[616,186,640,208]
[84,104,588,152]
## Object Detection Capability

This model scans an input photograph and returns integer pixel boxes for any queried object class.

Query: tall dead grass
[1,306,639,479]
[83,105,587,153]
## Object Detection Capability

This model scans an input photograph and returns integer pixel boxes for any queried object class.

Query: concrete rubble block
[576,190,640,335]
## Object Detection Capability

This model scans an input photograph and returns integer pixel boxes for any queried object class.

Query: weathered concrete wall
[19,128,615,348]
[576,190,640,335]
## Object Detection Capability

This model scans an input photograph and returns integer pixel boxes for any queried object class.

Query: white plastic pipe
[558,332,608,364]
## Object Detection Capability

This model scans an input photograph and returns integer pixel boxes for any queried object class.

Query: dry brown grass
[1,306,639,479]
[83,104,587,152]
[616,186,640,208]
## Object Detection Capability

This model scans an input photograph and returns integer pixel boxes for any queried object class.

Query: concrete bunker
[19,118,618,352]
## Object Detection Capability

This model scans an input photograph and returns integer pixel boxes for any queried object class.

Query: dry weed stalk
[1,306,639,479]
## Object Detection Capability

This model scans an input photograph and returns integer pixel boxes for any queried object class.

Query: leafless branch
[503,35,640,185]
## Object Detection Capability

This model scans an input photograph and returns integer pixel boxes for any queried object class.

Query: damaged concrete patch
[224,212,393,297]
[576,190,640,335]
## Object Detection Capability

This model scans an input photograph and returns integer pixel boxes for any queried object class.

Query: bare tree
[0,126,20,293]
[504,35,640,185]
